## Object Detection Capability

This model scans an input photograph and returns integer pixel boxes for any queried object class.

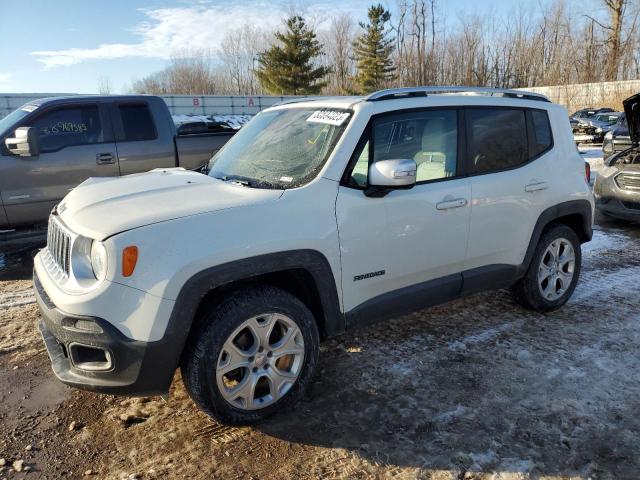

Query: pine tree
[353,4,396,94]
[255,16,330,95]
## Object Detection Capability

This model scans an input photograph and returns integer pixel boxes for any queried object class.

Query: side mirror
[5,127,40,157]
[366,158,416,197]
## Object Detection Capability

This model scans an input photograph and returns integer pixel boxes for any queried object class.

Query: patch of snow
[172,114,252,130]
[582,229,632,255]
[572,265,640,301]
[448,322,517,351]
[497,458,534,473]
[435,405,468,423]
[469,449,497,468]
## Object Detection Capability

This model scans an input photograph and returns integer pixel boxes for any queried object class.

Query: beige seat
[416,153,447,181]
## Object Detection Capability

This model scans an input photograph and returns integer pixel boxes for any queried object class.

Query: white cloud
[0,73,11,85]
[30,1,369,68]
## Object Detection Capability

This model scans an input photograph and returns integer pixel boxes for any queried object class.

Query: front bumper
[34,271,176,396]
[595,197,640,221]
[594,172,640,222]
[574,133,599,144]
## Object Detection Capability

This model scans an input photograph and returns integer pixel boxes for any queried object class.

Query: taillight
[585,162,591,184]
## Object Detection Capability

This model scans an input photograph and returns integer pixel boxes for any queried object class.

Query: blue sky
[0,0,572,94]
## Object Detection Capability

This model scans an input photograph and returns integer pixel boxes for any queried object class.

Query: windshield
[208,108,351,188]
[0,105,34,137]
[594,113,619,124]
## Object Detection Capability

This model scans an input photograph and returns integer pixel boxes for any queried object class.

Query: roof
[27,94,157,106]
[269,86,552,111]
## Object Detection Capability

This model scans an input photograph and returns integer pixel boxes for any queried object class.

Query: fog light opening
[69,343,113,371]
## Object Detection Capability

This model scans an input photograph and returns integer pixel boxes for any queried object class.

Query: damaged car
[587,112,623,142]
[602,114,632,159]
[572,111,621,144]
[594,94,640,221]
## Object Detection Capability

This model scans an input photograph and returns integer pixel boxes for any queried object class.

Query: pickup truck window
[0,107,32,138]
[208,108,351,188]
[27,106,104,153]
[118,104,156,141]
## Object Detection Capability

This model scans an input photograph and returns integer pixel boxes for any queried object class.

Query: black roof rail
[365,86,551,103]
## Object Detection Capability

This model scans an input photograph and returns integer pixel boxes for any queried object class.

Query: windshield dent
[208,108,351,189]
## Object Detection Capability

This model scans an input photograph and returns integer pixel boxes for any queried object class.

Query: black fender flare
[518,199,593,276]
[159,249,344,380]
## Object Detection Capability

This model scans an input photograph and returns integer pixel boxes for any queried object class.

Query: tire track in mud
[192,421,250,445]
[0,289,35,309]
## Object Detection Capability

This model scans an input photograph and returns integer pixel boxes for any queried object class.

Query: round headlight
[90,241,108,281]
[604,130,614,140]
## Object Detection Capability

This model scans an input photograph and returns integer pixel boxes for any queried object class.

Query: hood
[623,94,640,145]
[57,168,283,240]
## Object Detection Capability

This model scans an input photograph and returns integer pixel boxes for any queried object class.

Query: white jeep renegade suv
[34,87,594,425]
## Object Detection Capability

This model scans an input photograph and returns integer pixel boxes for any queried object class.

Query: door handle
[524,181,548,192]
[96,153,115,165]
[436,198,468,210]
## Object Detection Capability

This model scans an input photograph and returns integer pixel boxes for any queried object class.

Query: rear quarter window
[467,108,527,174]
[529,109,553,158]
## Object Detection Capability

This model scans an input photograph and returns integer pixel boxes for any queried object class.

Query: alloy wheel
[537,238,576,301]
[216,313,305,410]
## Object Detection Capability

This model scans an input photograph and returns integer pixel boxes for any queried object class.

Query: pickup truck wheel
[181,286,319,425]
[512,224,582,312]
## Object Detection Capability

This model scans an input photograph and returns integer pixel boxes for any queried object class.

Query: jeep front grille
[615,173,640,192]
[47,215,72,276]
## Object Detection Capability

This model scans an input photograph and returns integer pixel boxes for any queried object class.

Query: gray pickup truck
[0,95,236,229]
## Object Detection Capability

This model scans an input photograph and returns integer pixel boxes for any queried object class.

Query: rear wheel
[181,286,319,425]
[512,224,582,312]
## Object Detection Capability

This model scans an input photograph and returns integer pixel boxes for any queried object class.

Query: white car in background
[34,86,594,425]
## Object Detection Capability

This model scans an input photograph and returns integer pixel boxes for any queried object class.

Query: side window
[349,139,369,187]
[373,110,457,182]
[28,106,103,153]
[467,109,527,174]
[529,109,552,158]
[118,104,156,141]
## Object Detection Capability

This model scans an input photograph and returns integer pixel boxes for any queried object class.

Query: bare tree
[217,25,269,95]
[132,49,218,95]
[129,1,640,98]
[602,0,626,80]
[321,14,356,94]
[98,76,112,95]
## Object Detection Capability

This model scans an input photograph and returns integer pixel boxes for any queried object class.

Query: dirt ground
[2,150,640,480]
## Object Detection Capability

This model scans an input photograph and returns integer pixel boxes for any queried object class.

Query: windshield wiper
[219,175,250,186]
[215,175,281,190]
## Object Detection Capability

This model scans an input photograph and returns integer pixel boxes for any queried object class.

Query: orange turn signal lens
[122,246,138,277]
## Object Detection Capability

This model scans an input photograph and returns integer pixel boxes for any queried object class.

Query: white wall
[517,80,640,112]
[0,94,312,119]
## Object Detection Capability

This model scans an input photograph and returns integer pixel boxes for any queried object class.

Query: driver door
[335,109,471,322]
[0,103,118,227]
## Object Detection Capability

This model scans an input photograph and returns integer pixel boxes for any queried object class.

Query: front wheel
[512,224,582,312]
[181,286,319,425]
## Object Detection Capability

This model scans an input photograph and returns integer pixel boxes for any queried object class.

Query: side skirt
[345,264,522,329]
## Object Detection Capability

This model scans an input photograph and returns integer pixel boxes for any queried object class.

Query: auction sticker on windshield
[307,110,350,126]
